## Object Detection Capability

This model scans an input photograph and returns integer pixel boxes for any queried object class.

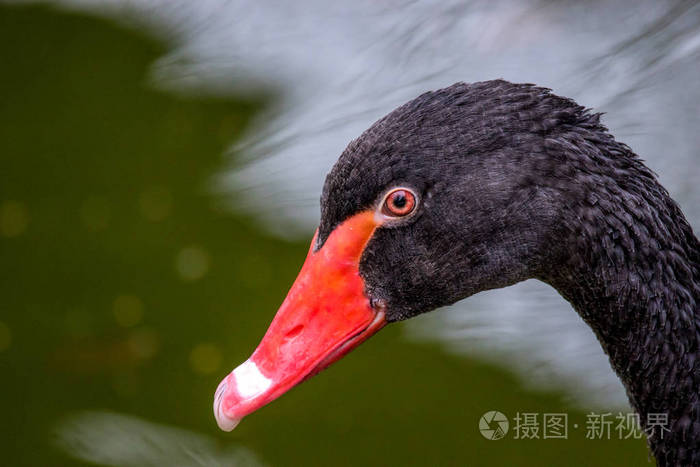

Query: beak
[214,211,386,431]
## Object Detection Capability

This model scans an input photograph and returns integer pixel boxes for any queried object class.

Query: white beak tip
[216,412,242,432]
[213,378,242,432]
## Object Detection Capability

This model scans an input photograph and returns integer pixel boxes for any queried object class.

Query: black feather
[320,80,700,465]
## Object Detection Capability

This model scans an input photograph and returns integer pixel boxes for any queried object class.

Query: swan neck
[544,186,700,466]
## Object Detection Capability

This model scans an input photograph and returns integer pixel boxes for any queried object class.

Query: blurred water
[42,0,700,410]
[1,2,697,465]
[55,411,264,467]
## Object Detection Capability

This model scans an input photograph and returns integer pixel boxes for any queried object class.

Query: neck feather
[540,148,700,465]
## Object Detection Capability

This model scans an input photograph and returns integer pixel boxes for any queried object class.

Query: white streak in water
[54,411,265,467]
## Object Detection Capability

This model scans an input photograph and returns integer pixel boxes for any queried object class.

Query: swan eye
[381,188,417,217]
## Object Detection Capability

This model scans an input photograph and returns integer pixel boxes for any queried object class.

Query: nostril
[284,324,304,340]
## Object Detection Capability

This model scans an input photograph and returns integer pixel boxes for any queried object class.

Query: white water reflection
[44,0,700,408]
[406,280,629,408]
[55,411,264,467]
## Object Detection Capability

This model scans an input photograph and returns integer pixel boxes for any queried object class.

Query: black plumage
[319,80,700,465]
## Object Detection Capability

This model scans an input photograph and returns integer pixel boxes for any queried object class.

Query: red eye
[381,188,416,217]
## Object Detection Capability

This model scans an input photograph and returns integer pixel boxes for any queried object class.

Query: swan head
[215,79,623,430]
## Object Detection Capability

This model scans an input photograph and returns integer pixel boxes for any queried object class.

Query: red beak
[214,211,386,431]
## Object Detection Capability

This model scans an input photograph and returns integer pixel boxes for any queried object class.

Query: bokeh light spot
[139,185,172,222]
[126,328,159,360]
[80,196,110,232]
[175,245,210,281]
[0,200,29,237]
[113,295,144,327]
[189,342,222,375]
[0,321,12,351]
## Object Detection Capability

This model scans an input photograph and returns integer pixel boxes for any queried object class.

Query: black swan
[214,80,700,466]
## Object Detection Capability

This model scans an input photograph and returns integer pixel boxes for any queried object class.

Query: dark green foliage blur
[0,4,648,466]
